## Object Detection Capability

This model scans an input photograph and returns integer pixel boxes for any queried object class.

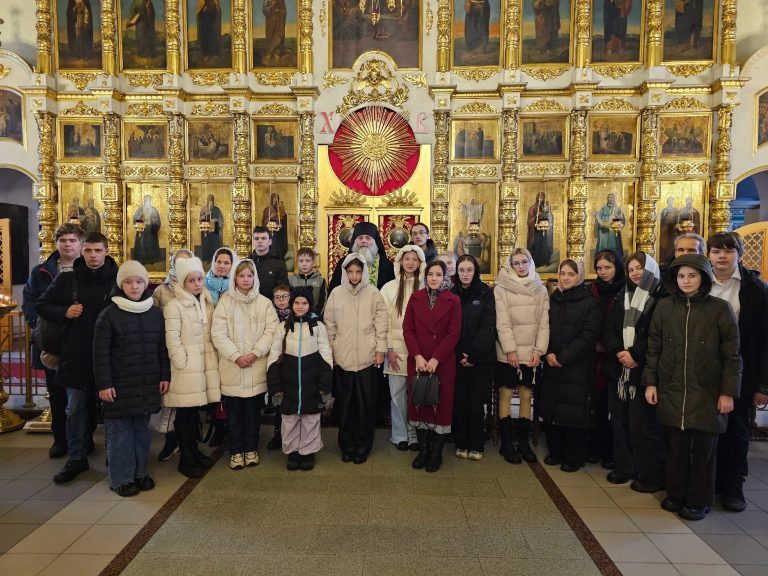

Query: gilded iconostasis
[12,0,747,280]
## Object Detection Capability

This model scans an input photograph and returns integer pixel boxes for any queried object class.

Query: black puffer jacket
[250,251,289,299]
[733,266,768,396]
[540,283,602,429]
[35,256,119,389]
[92,292,171,419]
[451,275,496,365]
[642,254,742,434]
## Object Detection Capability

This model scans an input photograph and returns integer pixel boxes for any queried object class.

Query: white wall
[737,0,768,67]
[0,1,37,68]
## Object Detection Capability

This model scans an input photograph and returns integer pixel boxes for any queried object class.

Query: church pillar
[720,0,738,68]
[167,114,188,255]
[232,112,252,257]
[645,0,664,68]
[101,0,118,76]
[35,0,53,75]
[298,111,317,248]
[166,0,182,76]
[567,110,588,262]
[32,111,58,261]
[637,108,661,256]
[710,104,735,234]
[499,108,519,265]
[103,113,124,263]
[432,110,450,252]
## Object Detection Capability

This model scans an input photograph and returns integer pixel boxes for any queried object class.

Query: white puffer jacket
[494,264,550,364]
[163,285,221,407]
[325,253,389,372]
[211,259,279,398]
[380,245,426,377]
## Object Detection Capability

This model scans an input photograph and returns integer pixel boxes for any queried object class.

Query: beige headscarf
[556,259,586,292]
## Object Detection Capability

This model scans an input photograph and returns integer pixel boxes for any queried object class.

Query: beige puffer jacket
[325,253,389,372]
[163,285,221,407]
[380,245,426,376]
[494,264,550,364]
[211,259,279,398]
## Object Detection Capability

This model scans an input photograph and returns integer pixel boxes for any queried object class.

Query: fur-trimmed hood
[393,244,427,285]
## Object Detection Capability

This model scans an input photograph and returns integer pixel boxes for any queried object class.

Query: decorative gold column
[101,0,117,75]
[431,110,450,251]
[232,113,252,257]
[504,0,520,70]
[33,111,58,261]
[436,0,451,72]
[298,112,317,248]
[720,0,738,67]
[710,105,735,234]
[166,0,182,75]
[645,0,664,68]
[499,109,519,265]
[232,0,247,73]
[167,114,187,254]
[567,110,588,261]
[299,0,314,74]
[637,108,661,256]
[35,0,53,74]
[574,0,592,68]
[102,114,124,262]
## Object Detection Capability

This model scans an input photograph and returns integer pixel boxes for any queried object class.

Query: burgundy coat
[402,289,462,425]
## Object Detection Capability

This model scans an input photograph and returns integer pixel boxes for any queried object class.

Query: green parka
[642,254,741,434]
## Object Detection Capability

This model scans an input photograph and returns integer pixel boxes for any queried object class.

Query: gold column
[432,110,450,251]
[101,0,117,75]
[33,111,58,261]
[645,0,664,68]
[499,109,520,265]
[504,0,520,69]
[103,114,124,263]
[710,105,735,234]
[166,0,182,75]
[299,0,314,74]
[232,0,247,73]
[232,112,252,257]
[298,111,317,248]
[167,114,187,254]
[637,108,661,256]
[567,110,588,262]
[720,0,738,67]
[35,0,53,74]
[436,0,451,72]
[574,0,592,68]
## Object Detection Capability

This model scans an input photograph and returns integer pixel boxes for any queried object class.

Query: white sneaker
[229,453,245,470]
[468,451,484,461]
[244,451,259,467]
[455,448,469,459]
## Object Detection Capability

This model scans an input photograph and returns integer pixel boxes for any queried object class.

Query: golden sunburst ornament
[329,106,420,197]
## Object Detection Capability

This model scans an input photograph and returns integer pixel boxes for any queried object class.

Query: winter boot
[499,417,522,464]
[515,418,538,463]
[412,428,430,469]
[425,431,446,473]
[187,419,213,469]
[158,431,178,462]
[209,419,227,447]
[176,423,202,479]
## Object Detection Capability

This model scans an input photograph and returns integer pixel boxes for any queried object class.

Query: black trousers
[665,427,718,508]
[629,390,665,486]
[45,368,68,447]
[453,363,491,452]
[546,424,588,466]
[224,394,265,455]
[335,366,377,456]
[588,387,613,462]
[716,393,752,495]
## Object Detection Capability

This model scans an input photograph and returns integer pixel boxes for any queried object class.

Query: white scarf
[112,295,154,313]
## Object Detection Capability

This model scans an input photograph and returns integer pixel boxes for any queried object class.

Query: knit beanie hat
[116,260,149,288]
[289,286,314,311]
[175,256,205,287]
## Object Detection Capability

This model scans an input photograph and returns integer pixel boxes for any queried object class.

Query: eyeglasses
[274,295,290,301]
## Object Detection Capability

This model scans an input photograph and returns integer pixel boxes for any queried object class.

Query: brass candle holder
[610,218,624,233]
[134,219,146,234]
[676,218,694,233]
[0,295,24,433]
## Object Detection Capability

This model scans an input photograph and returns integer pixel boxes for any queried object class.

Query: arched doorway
[0,167,37,301]
[734,167,768,229]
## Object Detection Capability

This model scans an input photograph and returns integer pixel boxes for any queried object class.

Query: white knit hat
[174,256,205,286]
[116,260,149,288]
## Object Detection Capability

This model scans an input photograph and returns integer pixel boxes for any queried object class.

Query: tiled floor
[0,426,767,576]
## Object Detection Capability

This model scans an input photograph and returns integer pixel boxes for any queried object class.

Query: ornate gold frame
[56,117,105,163]
[659,0,719,67]
[122,119,169,162]
[657,111,712,160]
[587,113,640,161]
[182,0,237,71]
[52,0,105,73]
[590,0,646,71]
[519,0,575,71]
[450,116,501,163]
[450,0,506,73]
[116,0,169,74]
[0,87,26,149]
[754,86,768,153]
[249,0,303,71]
[518,114,570,162]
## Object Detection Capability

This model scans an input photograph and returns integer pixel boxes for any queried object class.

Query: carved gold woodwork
[126,73,164,88]
[402,74,428,90]
[299,0,313,73]
[233,113,251,257]
[322,72,347,90]
[190,72,229,87]
[58,164,105,178]
[298,112,317,248]
[710,105,734,234]
[567,110,588,262]
[454,69,500,82]
[436,0,450,72]
[60,101,102,117]
[587,163,637,177]
[662,96,709,111]
[33,111,58,261]
[522,99,567,113]
[123,165,169,178]
[35,0,53,74]
[232,0,247,73]
[380,189,419,207]
[455,102,496,115]
[645,0,663,67]
[101,0,117,75]
[499,109,519,265]
[518,163,568,177]
[523,66,568,81]
[167,114,187,255]
[665,64,711,78]
[337,57,409,115]
[505,0,520,69]
[432,110,450,251]
[574,0,591,69]
[329,188,368,207]
[637,108,661,256]
[254,72,294,86]
[319,0,327,37]
[126,103,164,117]
[720,0,738,67]
[255,103,296,116]
[425,3,434,36]
[103,114,124,263]
[593,64,641,79]
[593,98,638,112]
[657,162,710,178]
[252,166,301,178]
[166,0,181,74]
[191,102,230,116]
[60,73,96,91]
[451,166,497,178]
[188,165,235,178]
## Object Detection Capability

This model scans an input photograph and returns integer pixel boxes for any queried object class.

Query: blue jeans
[65,388,90,460]
[387,375,416,444]
[105,415,151,490]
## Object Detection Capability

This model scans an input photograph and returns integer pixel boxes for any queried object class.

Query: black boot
[515,418,538,463]
[188,418,213,469]
[158,431,178,462]
[209,419,227,447]
[499,417,522,464]
[412,428,430,469]
[176,422,202,479]
[425,431,446,473]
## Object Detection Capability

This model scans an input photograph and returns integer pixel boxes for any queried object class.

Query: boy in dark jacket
[288,247,328,317]
[94,261,170,496]
[643,254,742,521]
[250,226,288,299]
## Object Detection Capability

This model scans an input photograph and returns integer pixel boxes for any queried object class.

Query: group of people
[21,220,767,523]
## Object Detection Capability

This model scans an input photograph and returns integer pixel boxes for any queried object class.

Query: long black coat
[92,296,171,419]
[35,256,118,389]
[734,266,768,397]
[451,280,496,365]
[540,283,602,429]
[21,250,60,370]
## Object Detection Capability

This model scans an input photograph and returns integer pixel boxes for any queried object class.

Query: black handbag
[411,372,440,407]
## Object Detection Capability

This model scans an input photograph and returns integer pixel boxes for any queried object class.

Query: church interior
[1,0,768,574]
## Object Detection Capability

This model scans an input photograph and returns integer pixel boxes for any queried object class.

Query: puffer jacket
[163,285,221,407]
[288,269,328,317]
[451,270,496,365]
[642,254,742,434]
[380,245,426,377]
[266,315,333,415]
[22,250,61,370]
[212,259,279,398]
[92,291,170,419]
[493,264,550,364]
[205,247,239,305]
[540,283,602,429]
[324,253,389,372]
